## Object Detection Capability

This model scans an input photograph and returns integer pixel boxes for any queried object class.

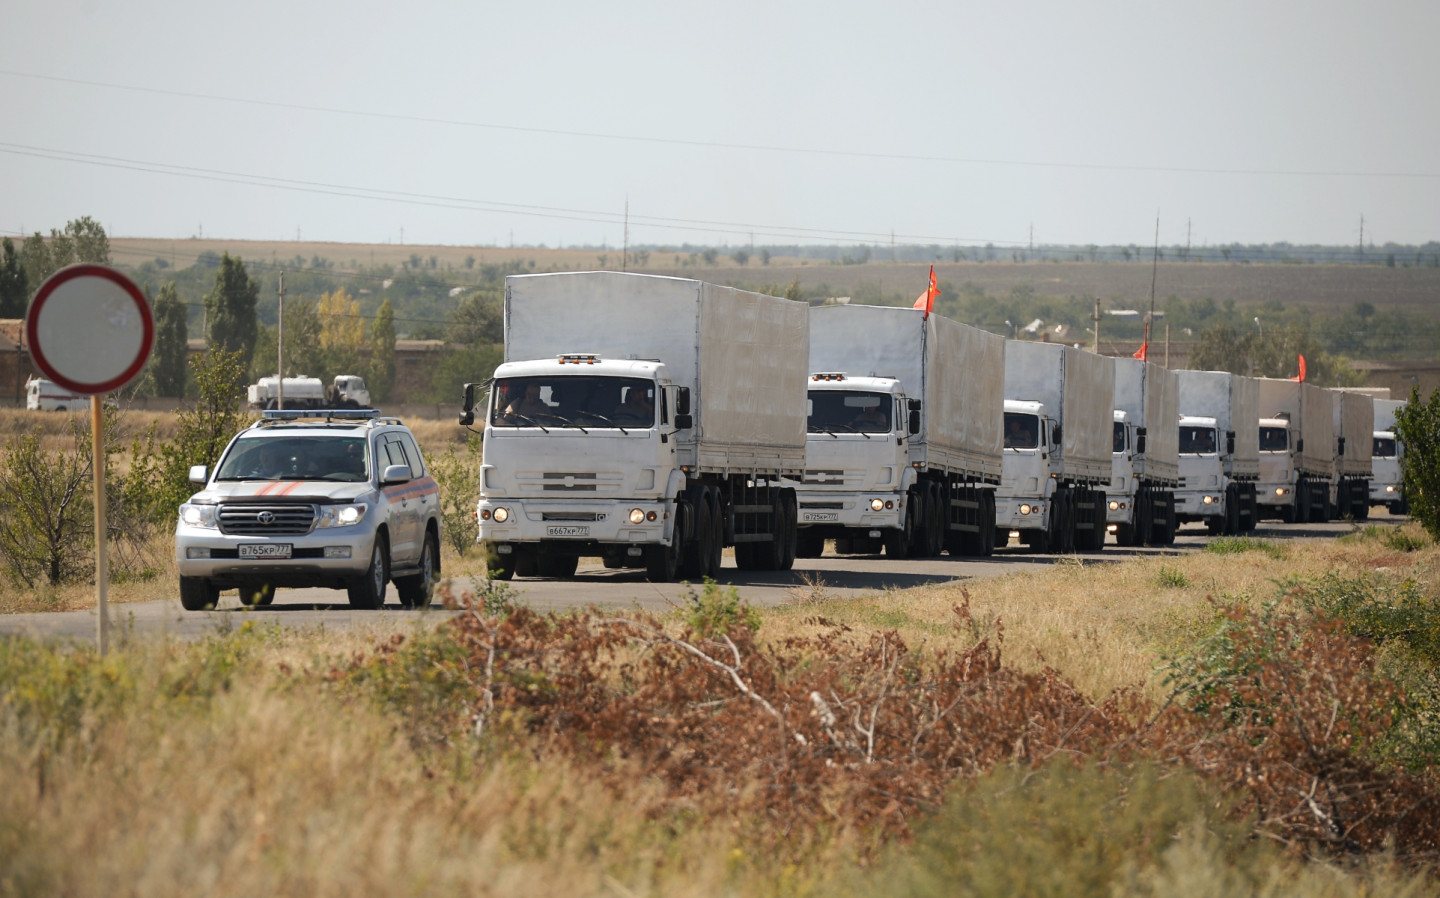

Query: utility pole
[1185,218,1191,261]
[622,198,629,272]
[1093,296,1101,353]
[1029,223,1034,257]
[1358,215,1365,260]
[277,271,285,411]
[1164,321,1170,368]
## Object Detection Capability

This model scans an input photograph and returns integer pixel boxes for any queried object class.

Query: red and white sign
[26,264,154,395]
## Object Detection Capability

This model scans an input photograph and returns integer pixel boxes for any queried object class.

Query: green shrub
[1395,386,1440,541]
[1203,536,1286,559]
[684,578,760,637]
[1155,566,1189,588]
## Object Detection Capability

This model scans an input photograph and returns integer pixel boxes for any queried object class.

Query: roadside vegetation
[3,524,1439,895]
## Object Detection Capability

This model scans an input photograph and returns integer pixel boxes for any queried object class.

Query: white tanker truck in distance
[1107,358,1178,546]
[1331,390,1373,521]
[460,272,808,582]
[247,375,371,410]
[996,341,1113,553]
[1370,398,1408,514]
[1255,378,1332,523]
[792,305,1003,559]
[1174,370,1259,534]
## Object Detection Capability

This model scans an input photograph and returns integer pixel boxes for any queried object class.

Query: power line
[4,68,1437,180]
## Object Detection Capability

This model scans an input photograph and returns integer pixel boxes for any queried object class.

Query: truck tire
[885,502,914,559]
[1223,485,1241,535]
[347,536,389,610]
[396,532,437,609]
[179,577,219,611]
[680,496,708,579]
[536,553,579,578]
[796,529,825,558]
[979,491,997,556]
[777,489,798,570]
[645,533,681,582]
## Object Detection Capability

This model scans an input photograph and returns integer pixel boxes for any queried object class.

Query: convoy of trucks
[460,272,808,582]
[247,375,372,410]
[1370,399,1408,514]
[792,304,1003,560]
[996,342,1114,553]
[444,271,1410,580]
[1107,358,1179,546]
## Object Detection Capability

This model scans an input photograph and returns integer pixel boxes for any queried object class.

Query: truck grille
[801,469,864,486]
[542,512,604,522]
[799,501,844,510]
[219,504,316,536]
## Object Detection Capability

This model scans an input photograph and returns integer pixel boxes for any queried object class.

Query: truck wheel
[886,503,914,559]
[1280,502,1296,524]
[536,553,579,578]
[707,488,727,575]
[396,533,437,609]
[1223,486,1240,535]
[777,490,797,570]
[796,529,825,558]
[239,582,275,607]
[347,536,389,610]
[645,534,681,582]
[1088,491,1107,552]
[179,577,219,611]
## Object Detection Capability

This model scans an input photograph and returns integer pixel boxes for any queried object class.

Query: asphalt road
[0,516,1381,643]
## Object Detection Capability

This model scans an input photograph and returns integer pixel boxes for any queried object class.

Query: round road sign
[26,264,154,395]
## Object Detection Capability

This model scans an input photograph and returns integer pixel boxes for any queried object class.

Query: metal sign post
[26,265,153,653]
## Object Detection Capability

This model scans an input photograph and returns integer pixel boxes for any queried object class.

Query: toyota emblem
[257,511,276,525]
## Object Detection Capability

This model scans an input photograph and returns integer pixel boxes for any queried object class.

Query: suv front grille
[219,504,316,535]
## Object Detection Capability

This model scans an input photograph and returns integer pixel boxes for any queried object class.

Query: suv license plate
[802,512,838,522]
[546,526,589,538]
[240,544,292,559]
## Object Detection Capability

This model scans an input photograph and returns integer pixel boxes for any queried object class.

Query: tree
[369,299,396,403]
[1395,387,1440,541]
[0,421,93,586]
[17,217,111,288]
[151,349,252,520]
[150,282,189,398]
[0,237,27,318]
[204,253,259,369]
[317,287,367,375]
[449,290,504,345]
[252,298,322,382]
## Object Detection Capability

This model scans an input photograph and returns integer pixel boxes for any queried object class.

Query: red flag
[1288,353,1307,382]
[912,265,940,319]
[1133,341,1148,361]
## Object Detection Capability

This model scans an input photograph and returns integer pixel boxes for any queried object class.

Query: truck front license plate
[239,544,292,559]
[802,512,839,522]
[546,526,589,538]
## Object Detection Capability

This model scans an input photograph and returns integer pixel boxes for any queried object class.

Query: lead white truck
[996,341,1113,553]
[460,271,809,582]
[1174,370,1259,534]
[1255,378,1332,523]
[1330,390,1374,521]
[791,304,1003,559]
[1370,398,1408,514]
[1107,358,1178,546]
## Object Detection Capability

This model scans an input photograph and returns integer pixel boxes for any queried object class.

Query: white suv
[175,410,442,610]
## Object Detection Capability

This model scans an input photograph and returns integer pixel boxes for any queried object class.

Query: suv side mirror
[189,465,208,485]
[675,387,691,416]
[381,463,413,485]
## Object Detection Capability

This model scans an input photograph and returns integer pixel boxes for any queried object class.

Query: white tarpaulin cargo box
[1004,341,1113,483]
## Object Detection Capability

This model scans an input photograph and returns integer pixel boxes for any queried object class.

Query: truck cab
[1106,411,1134,537]
[792,372,917,557]
[1370,430,1406,514]
[1256,415,1298,519]
[471,354,690,579]
[1175,415,1226,529]
[995,399,1060,547]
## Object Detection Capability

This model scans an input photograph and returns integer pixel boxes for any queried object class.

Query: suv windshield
[215,436,370,482]
[1179,426,1218,454]
[1259,426,1288,452]
[490,376,656,428]
[807,390,891,433]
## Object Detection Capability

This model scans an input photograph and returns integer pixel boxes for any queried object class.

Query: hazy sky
[3,1,1437,252]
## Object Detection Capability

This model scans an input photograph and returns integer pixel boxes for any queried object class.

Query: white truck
[1370,398,1407,514]
[25,376,85,411]
[996,341,1114,553]
[461,271,809,582]
[1255,378,1332,523]
[792,304,1003,559]
[1331,389,1374,521]
[247,375,371,410]
[1107,358,1178,546]
[1174,370,1259,535]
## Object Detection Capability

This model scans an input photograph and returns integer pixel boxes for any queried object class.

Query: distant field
[110,238,1440,312]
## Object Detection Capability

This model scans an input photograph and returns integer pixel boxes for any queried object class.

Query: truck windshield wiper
[808,425,839,438]
[580,412,627,433]
[548,415,589,434]
[834,424,872,439]
[506,414,549,433]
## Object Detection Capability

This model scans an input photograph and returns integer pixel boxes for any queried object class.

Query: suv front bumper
[176,523,377,588]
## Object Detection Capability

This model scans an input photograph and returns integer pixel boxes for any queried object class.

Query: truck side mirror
[676,387,691,416]
[908,398,921,412]
[1052,424,1062,447]
[459,382,477,426]
[1338,436,1347,455]
[675,413,693,430]
[908,409,920,435]
[1135,428,1147,454]
[1296,438,1304,452]
[1226,431,1236,455]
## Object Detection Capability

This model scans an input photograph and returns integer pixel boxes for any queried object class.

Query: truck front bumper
[476,497,676,546]
[1174,490,1223,518]
[1256,482,1294,508]
[995,496,1047,531]
[1371,481,1402,503]
[794,491,903,530]
[175,524,376,587]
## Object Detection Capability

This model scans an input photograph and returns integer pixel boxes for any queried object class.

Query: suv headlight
[316,503,368,528]
[179,503,219,528]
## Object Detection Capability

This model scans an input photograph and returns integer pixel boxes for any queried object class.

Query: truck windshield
[1259,426,1288,452]
[1112,421,1126,453]
[1374,437,1397,458]
[807,390,891,434]
[215,436,370,482]
[1179,426,1218,454]
[1004,413,1039,450]
[490,376,656,428]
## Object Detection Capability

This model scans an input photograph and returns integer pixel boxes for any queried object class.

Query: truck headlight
[1202,495,1215,505]
[1108,500,1119,511]
[317,503,368,528]
[492,506,510,523]
[870,498,885,511]
[628,507,646,524]
[1275,487,1286,496]
[1019,504,1032,515]
[179,503,218,528]
[1386,485,1396,494]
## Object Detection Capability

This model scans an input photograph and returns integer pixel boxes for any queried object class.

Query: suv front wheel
[348,534,389,609]
[179,576,220,611]
[396,532,437,609]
